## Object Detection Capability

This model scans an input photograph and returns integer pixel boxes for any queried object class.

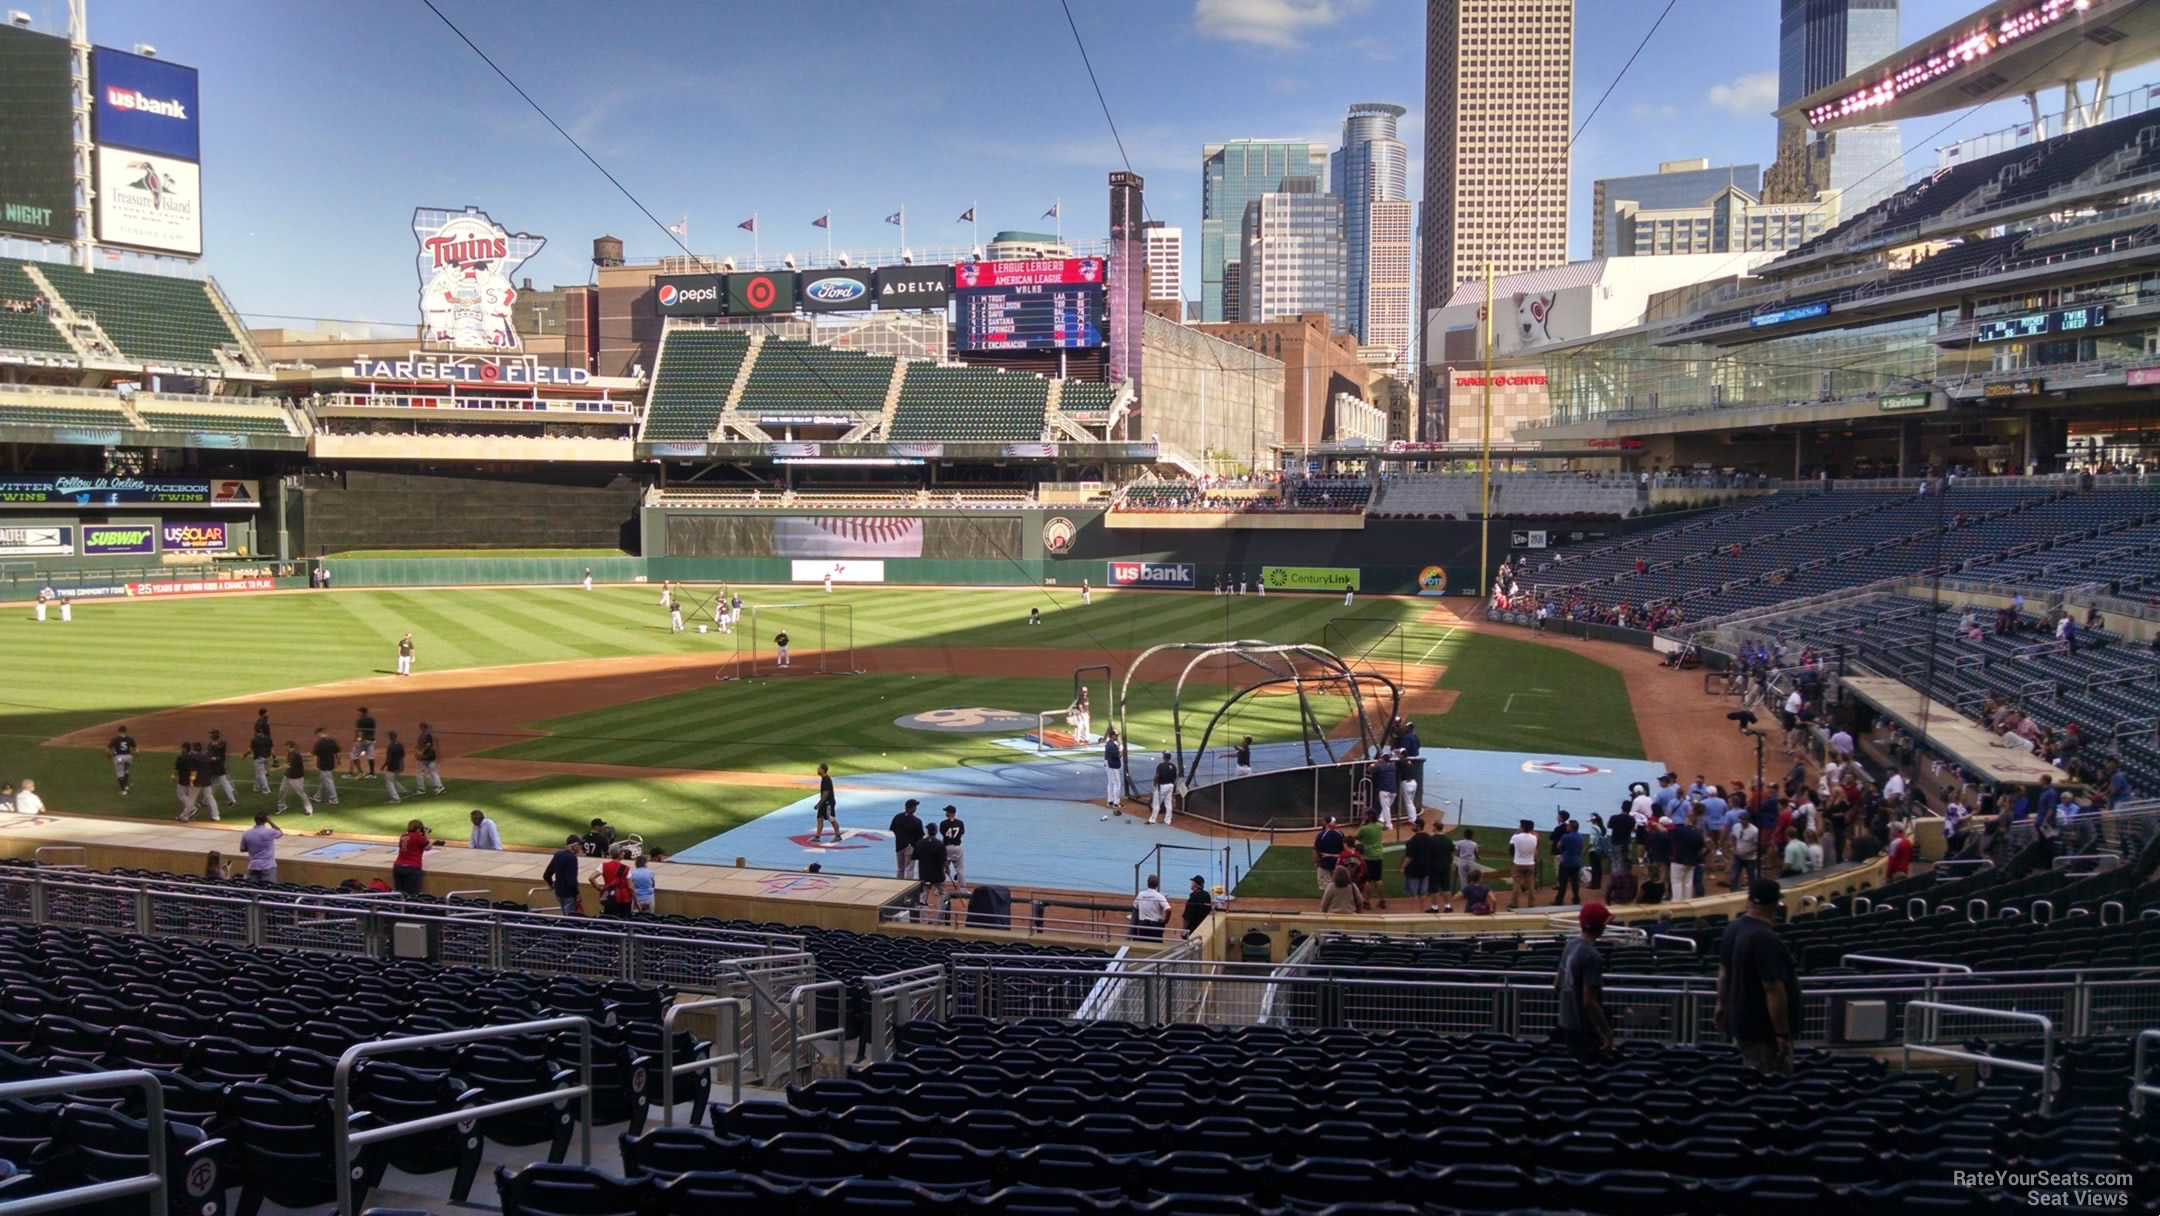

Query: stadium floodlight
[783,255,797,270]
[969,246,984,262]
[133,42,157,56]
[7,12,32,27]
[836,252,850,267]
[900,250,914,265]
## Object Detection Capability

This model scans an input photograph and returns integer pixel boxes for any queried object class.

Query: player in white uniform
[1080,579,1092,606]
[823,570,834,594]
[659,580,673,609]
[1068,687,1092,745]
[713,596,728,633]
[582,568,594,592]
[395,633,415,676]
[669,602,685,633]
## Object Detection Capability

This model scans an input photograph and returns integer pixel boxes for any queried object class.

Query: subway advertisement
[82,525,156,555]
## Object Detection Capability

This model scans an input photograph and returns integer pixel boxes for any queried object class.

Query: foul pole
[1478,261,1494,599]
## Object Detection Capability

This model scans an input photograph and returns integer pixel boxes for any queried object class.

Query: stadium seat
[495,1162,653,1216]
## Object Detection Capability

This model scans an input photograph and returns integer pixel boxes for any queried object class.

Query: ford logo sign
[805,277,867,303]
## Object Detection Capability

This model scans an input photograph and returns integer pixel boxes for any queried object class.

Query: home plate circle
[895,707,1041,733]
[1522,760,1606,777]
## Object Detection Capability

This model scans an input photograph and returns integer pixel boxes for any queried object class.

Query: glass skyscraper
[1240,176,1349,332]
[1770,0,1903,214]
[1201,140,1330,323]
[1331,103,1410,343]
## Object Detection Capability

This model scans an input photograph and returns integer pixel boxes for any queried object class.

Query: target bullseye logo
[744,274,777,311]
[1523,760,1604,777]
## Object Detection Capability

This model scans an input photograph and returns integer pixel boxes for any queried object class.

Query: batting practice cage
[715,601,860,680]
[1030,663,1113,752]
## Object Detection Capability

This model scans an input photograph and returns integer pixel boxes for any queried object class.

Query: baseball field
[0,583,1643,889]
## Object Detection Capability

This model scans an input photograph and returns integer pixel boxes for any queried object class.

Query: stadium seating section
[0,402,132,429]
[0,263,71,357]
[1373,472,1641,518]
[889,364,1048,443]
[735,339,895,417]
[30,262,251,369]
[1056,381,1123,416]
[134,408,294,436]
[644,330,751,441]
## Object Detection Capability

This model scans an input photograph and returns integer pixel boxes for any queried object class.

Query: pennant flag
[1043,202,1060,219]
[811,213,830,229]
[957,207,976,223]
[885,211,903,226]
[666,219,688,238]
[737,216,757,232]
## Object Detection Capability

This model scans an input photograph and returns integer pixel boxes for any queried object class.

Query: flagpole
[972,201,979,251]
[825,210,832,263]
[1055,197,1063,241]
[752,213,760,267]
[899,206,907,257]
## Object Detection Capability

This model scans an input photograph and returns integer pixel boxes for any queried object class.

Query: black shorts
[1363,860,1383,885]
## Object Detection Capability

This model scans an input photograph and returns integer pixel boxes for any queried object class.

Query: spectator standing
[1182,875,1213,936]
[1717,879,1801,1075]
[1452,828,1484,907]
[467,809,502,850]
[888,800,925,879]
[240,812,281,883]
[1132,874,1171,938]
[630,856,658,914]
[391,819,433,896]
[1318,866,1361,915]
[1884,822,1914,878]
[542,836,582,915]
[1554,818,1584,904]
[1356,812,1387,909]
[1401,818,1436,912]
[1668,813,1703,902]
[1782,829,1812,875]
[1313,817,1346,892]
[1608,803,1636,869]
[591,853,635,918]
[1508,819,1541,910]
[1585,813,1609,889]
[1728,817,1762,891]
[1556,902,1615,1064]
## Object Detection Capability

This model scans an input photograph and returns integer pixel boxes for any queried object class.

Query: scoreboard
[952,257,1108,351]
[1974,303,2110,344]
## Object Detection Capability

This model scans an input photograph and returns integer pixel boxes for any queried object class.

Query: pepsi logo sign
[805,276,867,304]
[657,285,678,306]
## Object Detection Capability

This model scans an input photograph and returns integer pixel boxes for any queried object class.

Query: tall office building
[1201,140,1330,322]
[1592,160,1763,258]
[1418,0,1575,435]
[1240,177,1349,332]
[1765,0,1902,213]
[1331,104,1409,340]
[1142,221,1183,304]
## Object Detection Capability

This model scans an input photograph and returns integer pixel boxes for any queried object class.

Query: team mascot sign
[412,206,546,351]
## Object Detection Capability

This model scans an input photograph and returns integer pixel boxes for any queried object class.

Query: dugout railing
[0,869,801,993]
[944,955,2160,1046]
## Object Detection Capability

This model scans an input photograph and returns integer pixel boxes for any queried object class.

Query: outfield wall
[297,469,643,555]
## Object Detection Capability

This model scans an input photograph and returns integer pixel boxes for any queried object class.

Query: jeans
[555,894,579,916]
[1729,854,1760,890]
[1555,863,1582,904]
[390,865,423,896]
[245,865,276,884]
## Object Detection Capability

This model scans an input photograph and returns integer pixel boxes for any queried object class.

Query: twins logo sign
[412,207,546,351]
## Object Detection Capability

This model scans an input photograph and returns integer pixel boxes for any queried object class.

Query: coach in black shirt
[888,799,925,879]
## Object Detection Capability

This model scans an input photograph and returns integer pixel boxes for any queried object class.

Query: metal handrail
[1840,953,1974,974]
[0,1070,167,1216]
[658,997,746,1124]
[29,847,85,869]
[1902,1002,2057,1116]
[332,1016,594,1216]
[2133,1029,2160,1118]
[785,980,848,1084]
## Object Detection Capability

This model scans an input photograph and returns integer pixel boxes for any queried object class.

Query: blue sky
[28,0,2156,330]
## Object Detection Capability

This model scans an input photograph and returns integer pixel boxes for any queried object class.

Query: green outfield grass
[0,586,1640,866]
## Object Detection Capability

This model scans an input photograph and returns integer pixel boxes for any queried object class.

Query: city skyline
[11,0,2140,331]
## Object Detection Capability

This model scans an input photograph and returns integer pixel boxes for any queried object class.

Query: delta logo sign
[412,207,546,351]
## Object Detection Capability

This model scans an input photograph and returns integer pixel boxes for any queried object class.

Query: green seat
[0,264,72,357]
[643,330,751,441]
[137,410,291,435]
[33,262,247,367]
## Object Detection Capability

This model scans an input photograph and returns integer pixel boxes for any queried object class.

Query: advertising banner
[0,25,75,242]
[873,265,951,310]
[954,257,1106,288]
[2128,368,2160,388]
[160,521,227,550]
[1415,566,1450,597]
[1508,530,1549,549]
[91,46,200,160]
[653,274,723,317]
[772,516,924,558]
[0,475,257,507]
[0,525,72,557]
[81,525,155,555]
[1262,565,1359,592]
[726,270,796,315]
[94,147,201,256]
[126,577,274,597]
[789,559,885,584]
[1983,379,2043,398]
[413,207,545,351]
[798,268,875,313]
[1106,560,1195,588]
[1878,392,1930,411]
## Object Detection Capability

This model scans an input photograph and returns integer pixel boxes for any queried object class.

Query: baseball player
[813,763,839,841]
[312,729,342,805]
[938,804,967,885]
[248,728,273,793]
[415,722,445,794]
[1069,687,1092,745]
[775,629,790,668]
[252,708,272,747]
[1224,735,1253,778]
[108,726,135,796]
[382,730,406,803]
[1149,752,1177,825]
[713,595,728,633]
[659,579,674,609]
[1080,578,1092,607]
[205,730,238,806]
[730,591,744,630]
[1344,586,1354,607]
[582,567,594,592]
[823,569,834,594]
[191,742,221,821]
[395,633,415,677]
[669,601,685,633]
[1104,728,1124,808]
[277,741,313,815]
[351,708,377,777]
[172,744,198,821]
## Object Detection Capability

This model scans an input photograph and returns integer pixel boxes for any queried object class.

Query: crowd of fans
[1114,474,1373,515]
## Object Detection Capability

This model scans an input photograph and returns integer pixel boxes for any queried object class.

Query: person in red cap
[1556,901,1614,1064]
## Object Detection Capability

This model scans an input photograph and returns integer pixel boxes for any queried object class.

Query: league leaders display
[0,25,75,243]
[952,257,1107,351]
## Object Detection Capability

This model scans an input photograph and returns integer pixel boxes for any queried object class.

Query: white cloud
[1706,71,1780,118]
[1193,0,1360,49]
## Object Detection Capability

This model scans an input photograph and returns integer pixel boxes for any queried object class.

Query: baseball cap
[904,798,920,810]
[1579,902,1612,931]
[1748,878,1783,907]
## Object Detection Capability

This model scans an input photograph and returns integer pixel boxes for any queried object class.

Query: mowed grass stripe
[365,591,545,671]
